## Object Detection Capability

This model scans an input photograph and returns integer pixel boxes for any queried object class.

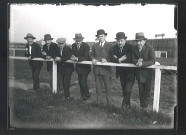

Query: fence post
[52,61,57,93]
[13,49,15,56]
[153,62,161,112]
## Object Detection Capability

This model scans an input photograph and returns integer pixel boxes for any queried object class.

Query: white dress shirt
[99,41,105,47]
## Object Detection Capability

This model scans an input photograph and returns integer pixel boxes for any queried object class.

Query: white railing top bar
[9,56,177,71]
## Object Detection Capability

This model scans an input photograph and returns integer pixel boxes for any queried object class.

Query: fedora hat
[96,29,107,37]
[135,32,147,41]
[115,32,127,40]
[24,33,36,39]
[44,34,53,41]
[56,38,66,44]
[73,33,84,41]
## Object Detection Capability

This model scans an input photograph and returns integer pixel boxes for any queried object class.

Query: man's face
[136,40,146,49]
[27,38,34,45]
[58,42,65,47]
[117,39,126,48]
[45,40,52,45]
[76,40,83,46]
[98,34,106,43]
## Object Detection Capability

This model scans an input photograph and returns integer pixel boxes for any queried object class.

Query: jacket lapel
[140,44,147,58]
[135,45,140,58]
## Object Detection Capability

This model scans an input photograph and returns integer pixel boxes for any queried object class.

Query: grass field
[8,57,177,129]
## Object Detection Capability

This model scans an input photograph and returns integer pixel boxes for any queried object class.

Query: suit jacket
[56,45,74,70]
[90,41,113,76]
[72,42,91,74]
[111,43,135,80]
[132,43,155,83]
[24,42,44,67]
[43,42,58,71]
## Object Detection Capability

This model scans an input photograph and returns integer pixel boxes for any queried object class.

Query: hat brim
[134,38,147,41]
[73,37,84,41]
[115,37,127,40]
[24,37,36,39]
[44,38,53,41]
[95,33,107,37]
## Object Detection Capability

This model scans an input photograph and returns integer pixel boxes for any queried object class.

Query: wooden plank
[9,56,177,70]
[153,62,161,112]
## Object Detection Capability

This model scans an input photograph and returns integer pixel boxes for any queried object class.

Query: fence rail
[9,56,177,113]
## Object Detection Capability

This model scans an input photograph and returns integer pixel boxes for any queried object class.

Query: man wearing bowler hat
[71,33,91,101]
[42,34,58,90]
[132,32,155,112]
[90,29,113,108]
[24,33,44,91]
[111,32,135,109]
[55,38,74,99]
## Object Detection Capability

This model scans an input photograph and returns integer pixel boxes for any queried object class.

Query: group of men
[24,29,155,111]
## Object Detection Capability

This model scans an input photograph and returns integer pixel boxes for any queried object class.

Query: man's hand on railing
[28,56,31,60]
[54,57,61,62]
[70,55,78,61]
[136,61,142,67]
[119,55,127,63]
[46,56,52,60]
[92,59,98,65]
[101,58,107,63]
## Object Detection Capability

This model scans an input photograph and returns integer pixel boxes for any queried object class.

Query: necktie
[100,42,102,47]
[60,46,63,56]
[77,45,80,50]
[48,45,50,51]
[29,45,32,55]
[120,47,122,54]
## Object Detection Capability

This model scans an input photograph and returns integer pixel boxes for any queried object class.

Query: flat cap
[56,38,66,44]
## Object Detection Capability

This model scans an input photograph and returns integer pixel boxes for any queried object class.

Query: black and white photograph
[8,3,177,129]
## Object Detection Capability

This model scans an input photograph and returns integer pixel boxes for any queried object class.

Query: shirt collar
[100,41,105,46]
[28,42,33,46]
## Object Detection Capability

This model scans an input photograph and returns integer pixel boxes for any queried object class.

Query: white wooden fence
[9,56,177,113]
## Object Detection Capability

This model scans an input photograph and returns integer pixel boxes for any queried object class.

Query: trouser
[31,65,42,90]
[78,73,90,100]
[48,69,53,90]
[95,74,112,107]
[60,68,73,98]
[138,80,153,108]
[120,75,135,107]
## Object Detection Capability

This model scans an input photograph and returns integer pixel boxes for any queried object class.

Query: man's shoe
[65,97,70,101]
[121,105,131,110]
[141,107,150,113]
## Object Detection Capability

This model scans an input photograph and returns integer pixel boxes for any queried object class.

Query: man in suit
[132,32,155,112]
[55,38,74,100]
[90,29,113,108]
[42,34,58,90]
[24,33,44,91]
[111,32,135,109]
[71,33,91,101]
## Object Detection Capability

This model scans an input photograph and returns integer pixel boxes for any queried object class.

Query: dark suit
[90,41,113,107]
[25,42,44,90]
[132,43,155,108]
[43,42,58,89]
[43,42,58,71]
[72,42,91,100]
[111,43,135,107]
[56,45,74,98]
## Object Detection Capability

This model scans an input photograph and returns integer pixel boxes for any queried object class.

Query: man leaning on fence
[71,33,91,101]
[132,32,155,112]
[90,29,113,108]
[111,32,135,110]
[42,34,58,90]
[55,38,74,100]
[24,33,45,91]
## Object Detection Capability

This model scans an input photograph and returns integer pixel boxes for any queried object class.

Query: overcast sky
[9,4,177,44]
